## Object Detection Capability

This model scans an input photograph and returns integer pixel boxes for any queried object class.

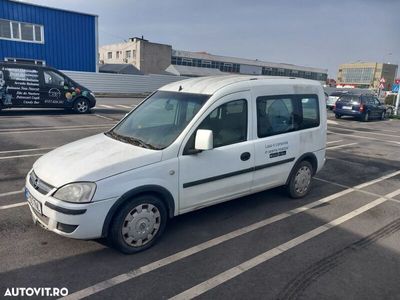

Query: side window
[43,70,65,87]
[185,99,247,152]
[257,97,296,137]
[257,94,319,138]
[374,97,381,105]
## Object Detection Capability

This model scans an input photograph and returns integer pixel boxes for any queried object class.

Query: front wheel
[362,112,370,122]
[74,98,90,114]
[380,111,386,120]
[335,114,341,119]
[287,160,313,198]
[108,195,167,254]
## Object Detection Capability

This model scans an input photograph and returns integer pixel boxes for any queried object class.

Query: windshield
[106,91,210,150]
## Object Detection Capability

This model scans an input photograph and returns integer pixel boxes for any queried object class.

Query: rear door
[252,94,321,192]
[0,65,41,107]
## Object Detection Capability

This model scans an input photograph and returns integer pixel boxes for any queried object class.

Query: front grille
[29,171,54,195]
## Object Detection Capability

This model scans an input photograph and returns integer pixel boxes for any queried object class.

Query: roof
[9,0,98,17]
[99,64,143,75]
[159,75,320,95]
[172,49,327,74]
[165,65,228,77]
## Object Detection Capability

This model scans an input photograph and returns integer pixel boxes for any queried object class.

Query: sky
[24,0,400,78]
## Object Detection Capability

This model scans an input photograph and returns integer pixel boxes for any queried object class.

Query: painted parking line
[60,170,400,300]
[0,147,55,154]
[99,105,114,109]
[0,124,115,132]
[0,153,46,160]
[0,202,27,210]
[0,126,112,135]
[170,188,400,300]
[0,189,24,198]
[116,105,132,109]
[329,125,400,139]
[326,140,343,145]
[93,114,117,121]
[326,142,357,150]
[327,131,400,145]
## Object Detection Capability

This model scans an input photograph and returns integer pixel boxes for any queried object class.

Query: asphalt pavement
[0,99,400,300]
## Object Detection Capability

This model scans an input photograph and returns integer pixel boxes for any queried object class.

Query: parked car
[0,61,96,113]
[326,91,348,109]
[333,93,387,121]
[25,76,327,253]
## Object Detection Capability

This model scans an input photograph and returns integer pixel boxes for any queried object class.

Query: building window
[0,18,44,43]
[107,52,112,59]
[126,50,131,59]
[116,51,120,59]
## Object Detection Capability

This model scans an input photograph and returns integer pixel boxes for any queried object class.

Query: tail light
[333,104,336,110]
[359,104,365,112]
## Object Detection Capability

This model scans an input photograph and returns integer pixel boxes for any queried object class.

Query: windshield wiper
[105,131,158,150]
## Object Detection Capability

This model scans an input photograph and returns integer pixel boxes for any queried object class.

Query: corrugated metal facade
[63,71,188,94]
[0,0,97,72]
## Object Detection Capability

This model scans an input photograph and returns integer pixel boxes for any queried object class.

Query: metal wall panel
[0,0,96,72]
[63,71,188,93]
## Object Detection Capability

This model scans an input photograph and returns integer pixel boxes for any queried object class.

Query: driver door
[178,91,254,212]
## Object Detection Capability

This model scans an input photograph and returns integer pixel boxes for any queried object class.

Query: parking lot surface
[1,99,400,299]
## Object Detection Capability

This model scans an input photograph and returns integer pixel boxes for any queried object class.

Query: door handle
[240,152,251,161]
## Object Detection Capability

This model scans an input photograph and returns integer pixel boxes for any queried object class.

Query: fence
[62,71,188,94]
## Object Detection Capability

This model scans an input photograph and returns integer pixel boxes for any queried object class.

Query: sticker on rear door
[265,141,288,158]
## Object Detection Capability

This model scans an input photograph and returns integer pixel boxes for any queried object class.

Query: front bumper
[25,174,117,239]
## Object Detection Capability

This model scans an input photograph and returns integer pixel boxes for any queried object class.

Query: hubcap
[121,203,161,247]
[77,101,88,112]
[294,166,311,195]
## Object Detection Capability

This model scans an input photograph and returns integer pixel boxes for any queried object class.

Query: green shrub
[385,94,396,105]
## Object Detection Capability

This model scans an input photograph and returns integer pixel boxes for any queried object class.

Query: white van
[25,76,326,253]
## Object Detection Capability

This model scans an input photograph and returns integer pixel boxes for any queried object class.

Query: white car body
[25,75,327,240]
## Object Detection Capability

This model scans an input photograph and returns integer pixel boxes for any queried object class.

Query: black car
[0,61,96,113]
[333,93,386,122]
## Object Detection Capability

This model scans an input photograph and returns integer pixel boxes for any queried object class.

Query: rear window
[337,95,360,103]
[330,92,346,97]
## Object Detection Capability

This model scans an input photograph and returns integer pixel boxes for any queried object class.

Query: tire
[335,114,341,119]
[380,111,386,120]
[73,98,90,114]
[108,195,167,254]
[362,112,369,122]
[287,160,313,199]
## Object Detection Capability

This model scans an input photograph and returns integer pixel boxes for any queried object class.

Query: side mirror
[195,129,213,151]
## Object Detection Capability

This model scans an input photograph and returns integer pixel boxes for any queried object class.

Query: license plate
[25,188,42,215]
[342,106,352,110]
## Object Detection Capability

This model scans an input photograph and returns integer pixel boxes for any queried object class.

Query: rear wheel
[335,114,341,119]
[287,160,313,198]
[362,112,369,122]
[108,195,167,254]
[74,98,90,114]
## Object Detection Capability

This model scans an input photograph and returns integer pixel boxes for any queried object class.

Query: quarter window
[257,94,319,138]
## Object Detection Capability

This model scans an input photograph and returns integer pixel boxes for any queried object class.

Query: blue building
[0,0,98,72]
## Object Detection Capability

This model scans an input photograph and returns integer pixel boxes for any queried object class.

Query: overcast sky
[25,0,400,78]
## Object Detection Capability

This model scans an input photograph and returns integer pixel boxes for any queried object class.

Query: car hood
[33,133,162,187]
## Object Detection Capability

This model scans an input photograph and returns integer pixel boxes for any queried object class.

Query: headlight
[90,92,95,98]
[53,182,96,203]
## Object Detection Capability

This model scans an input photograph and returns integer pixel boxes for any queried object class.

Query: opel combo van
[0,61,96,113]
[25,76,326,253]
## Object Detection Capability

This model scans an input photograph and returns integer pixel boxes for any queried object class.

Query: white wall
[62,71,187,94]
